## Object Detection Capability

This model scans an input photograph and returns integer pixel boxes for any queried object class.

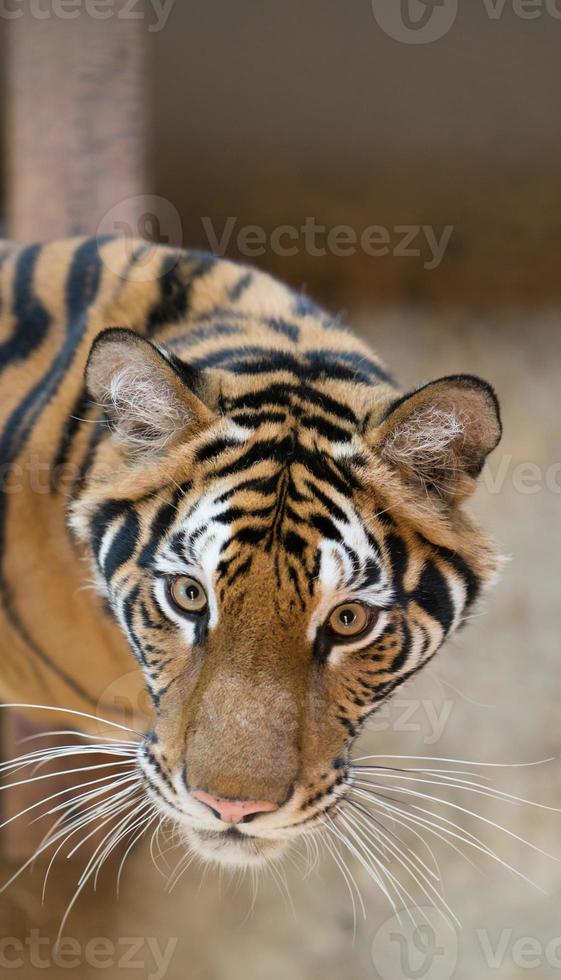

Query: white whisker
[0,703,140,736]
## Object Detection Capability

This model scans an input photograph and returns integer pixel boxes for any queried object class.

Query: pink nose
[191,789,279,824]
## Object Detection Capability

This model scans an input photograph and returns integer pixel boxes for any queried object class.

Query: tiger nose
[191,789,279,824]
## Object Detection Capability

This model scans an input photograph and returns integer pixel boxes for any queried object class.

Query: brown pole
[3,4,148,860]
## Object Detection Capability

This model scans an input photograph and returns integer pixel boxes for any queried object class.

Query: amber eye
[168,576,208,614]
[327,602,372,638]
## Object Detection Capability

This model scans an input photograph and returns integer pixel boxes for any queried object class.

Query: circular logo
[96,194,183,282]
[371,0,458,45]
[371,907,458,980]
[97,669,155,737]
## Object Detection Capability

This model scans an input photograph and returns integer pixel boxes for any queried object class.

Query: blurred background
[0,2,560,978]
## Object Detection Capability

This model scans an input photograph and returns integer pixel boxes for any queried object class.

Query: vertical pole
[3,5,149,860]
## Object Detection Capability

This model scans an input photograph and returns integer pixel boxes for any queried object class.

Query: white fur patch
[153,484,237,636]
[383,405,465,489]
[306,499,394,654]
[107,363,191,455]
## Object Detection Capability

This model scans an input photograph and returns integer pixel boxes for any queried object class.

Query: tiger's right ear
[86,328,216,456]
[372,374,501,504]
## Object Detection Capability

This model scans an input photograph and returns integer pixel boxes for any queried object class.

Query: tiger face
[71,327,501,868]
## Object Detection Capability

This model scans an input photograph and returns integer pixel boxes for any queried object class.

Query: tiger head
[71,326,501,868]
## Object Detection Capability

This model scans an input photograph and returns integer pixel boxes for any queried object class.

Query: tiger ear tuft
[374,374,502,503]
[86,328,214,457]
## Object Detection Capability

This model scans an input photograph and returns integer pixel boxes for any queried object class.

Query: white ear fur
[106,362,190,455]
[376,375,501,502]
[86,329,210,457]
[383,405,465,492]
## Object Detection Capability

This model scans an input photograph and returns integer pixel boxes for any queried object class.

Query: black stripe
[216,351,375,386]
[165,322,242,350]
[232,526,269,546]
[228,272,252,301]
[310,513,342,542]
[215,473,279,502]
[91,499,132,562]
[429,543,481,610]
[391,619,411,672]
[300,414,352,443]
[68,419,106,503]
[385,533,409,600]
[266,318,300,343]
[226,555,253,586]
[223,383,358,425]
[195,436,241,464]
[283,530,307,558]
[50,384,90,490]
[146,251,215,335]
[306,349,395,385]
[213,504,275,524]
[138,496,182,568]
[362,558,381,587]
[230,411,287,428]
[212,436,293,479]
[294,445,356,498]
[103,508,140,581]
[0,244,50,372]
[415,560,455,635]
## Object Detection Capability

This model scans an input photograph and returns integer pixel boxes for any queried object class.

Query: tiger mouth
[188,826,289,867]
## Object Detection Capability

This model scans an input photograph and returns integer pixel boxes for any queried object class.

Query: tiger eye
[168,576,208,614]
[328,602,371,638]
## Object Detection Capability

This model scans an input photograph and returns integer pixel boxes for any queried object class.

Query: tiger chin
[0,237,502,872]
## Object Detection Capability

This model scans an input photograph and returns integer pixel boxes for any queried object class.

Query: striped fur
[0,237,501,866]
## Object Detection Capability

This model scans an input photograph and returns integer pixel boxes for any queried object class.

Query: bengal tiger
[0,236,501,871]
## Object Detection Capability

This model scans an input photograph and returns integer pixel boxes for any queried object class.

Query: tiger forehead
[150,461,385,599]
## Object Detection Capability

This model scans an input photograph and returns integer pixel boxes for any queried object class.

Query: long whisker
[0,741,137,773]
[56,795,147,942]
[351,780,560,873]
[21,730,138,747]
[351,787,547,893]
[0,758,135,793]
[327,814,401,918]
[0,780,140,897]
[0,768,137,832]
[0,703,141,736]
[41,782,142,901]
[347,795,441,882]
[93,801,155,890]
[352,753,556,769]
[343,803,460,929]
[353,768,561,813]
[116,809,158,895]
[352,789,483,874]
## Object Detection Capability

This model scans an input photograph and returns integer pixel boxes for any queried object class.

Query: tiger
[0,236,501,869]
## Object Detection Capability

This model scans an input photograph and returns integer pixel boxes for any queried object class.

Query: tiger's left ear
[373,374,502,503]
[86,328,216,457]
